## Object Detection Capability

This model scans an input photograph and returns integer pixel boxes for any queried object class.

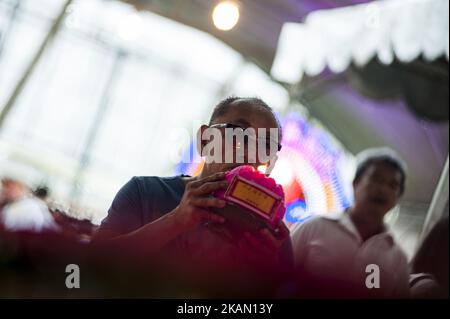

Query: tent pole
[0,0,73,132]
[418,155,449,244]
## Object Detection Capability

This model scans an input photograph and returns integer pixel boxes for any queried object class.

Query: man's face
[353,162,403,218]
[201,100,281,175]
[0,179,26,202]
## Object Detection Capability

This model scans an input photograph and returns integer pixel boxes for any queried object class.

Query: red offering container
[213,166,286,234]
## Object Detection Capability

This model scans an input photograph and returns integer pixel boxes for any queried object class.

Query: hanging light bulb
[212,1,240,31]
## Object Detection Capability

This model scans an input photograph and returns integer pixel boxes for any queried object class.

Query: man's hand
[237,221,291,269]
[172,172,229,232]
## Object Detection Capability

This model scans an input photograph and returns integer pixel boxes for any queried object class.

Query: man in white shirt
[0,174,58,233]
[291,148,410,298]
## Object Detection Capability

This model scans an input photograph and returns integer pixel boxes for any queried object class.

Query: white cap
[355,147,408,175]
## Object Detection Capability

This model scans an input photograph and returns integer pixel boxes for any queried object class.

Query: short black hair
[34,185,50,200]
[209,96,282,135]
[354,149,407,194]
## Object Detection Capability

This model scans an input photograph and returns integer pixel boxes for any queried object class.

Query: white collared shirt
[291,211,410,298]
[1,196,58,233]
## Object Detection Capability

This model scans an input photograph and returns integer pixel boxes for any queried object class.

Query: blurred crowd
[0,167,97,240]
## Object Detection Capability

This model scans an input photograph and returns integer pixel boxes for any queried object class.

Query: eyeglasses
[209,123,282,152]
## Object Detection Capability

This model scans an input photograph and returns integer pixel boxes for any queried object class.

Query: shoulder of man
[292,211,343,233]
[99,175,184,235]
[131,175,184,193]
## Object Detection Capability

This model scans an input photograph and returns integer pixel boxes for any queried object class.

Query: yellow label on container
[230,180,276,216]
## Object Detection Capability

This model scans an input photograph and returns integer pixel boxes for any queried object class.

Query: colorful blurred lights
[285,200,312,224]
[271,157,294,185]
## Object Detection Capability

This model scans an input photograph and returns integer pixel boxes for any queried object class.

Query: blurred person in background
[0,162,58,233]
[410,215,449,299]
[291,148,410,298]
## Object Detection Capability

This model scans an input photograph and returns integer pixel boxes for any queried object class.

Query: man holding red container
[93,97,292,297]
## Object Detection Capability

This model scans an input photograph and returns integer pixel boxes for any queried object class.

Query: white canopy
[271,0,449,83]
